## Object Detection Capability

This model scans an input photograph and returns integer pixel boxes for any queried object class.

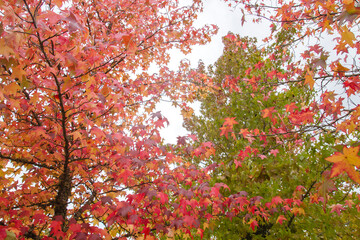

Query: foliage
[0,0,225,239]
[1,0,360,239]
[186,0,360,238]
[185,32,360,239]
[228,0,360,184]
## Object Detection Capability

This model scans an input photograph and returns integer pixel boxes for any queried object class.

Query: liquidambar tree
[0,0,223,238]
[182,0,360,238]
[185,32,360,239]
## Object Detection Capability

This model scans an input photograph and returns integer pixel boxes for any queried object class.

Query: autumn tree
[180,0,360,238]
[184,31,360,239]
[0,0,225,238]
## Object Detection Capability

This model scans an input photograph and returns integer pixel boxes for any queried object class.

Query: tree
[181,0,360,238]
[184,31,360,239]
[0,0,227,238]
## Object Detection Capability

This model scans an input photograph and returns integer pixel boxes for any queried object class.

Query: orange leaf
[223,117,238,127]
[333,62,350,77]
[326,146,360,184]
[291,207,305,216]
[344,0,354,5]
[262,107,276,119]
[344,1,360,15]
[304,68,315,89]
[4,82,21,95]
[326,146,360,166]
[276,215,287,225]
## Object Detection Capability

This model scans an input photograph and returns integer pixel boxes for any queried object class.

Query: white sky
[157,0,270,143]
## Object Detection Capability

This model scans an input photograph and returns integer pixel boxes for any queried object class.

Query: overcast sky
[157,0,270,143]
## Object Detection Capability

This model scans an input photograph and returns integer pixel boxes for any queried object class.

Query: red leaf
[248,219,258,231]
[157,192,168,205]
[271,196,283,206]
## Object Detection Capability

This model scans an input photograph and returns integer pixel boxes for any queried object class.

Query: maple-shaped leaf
[332,62,350,77]
[313,58,327,69]
[291,207,305,216]
[49,220,64,238]
[234,159,242,168]
[285,102,297,113]
[330,204,345,215]
[64,12,84,33]
[317,171,337,197]
[262,107,276,119]
[344,1,360,15]
[157,192,168,204]
[220,118,238,139]
[248,219,258,231]
[304,68,315,89]
[69,223,82,234]
[183,215,199,228]
[345,199,354,208]
[276,215,287,225]
[340,26,356,47]
[117,203,133,217]
[270,149,279,157]
[326,146,360,184]
[223,117,238,127]
[271,196,283,207]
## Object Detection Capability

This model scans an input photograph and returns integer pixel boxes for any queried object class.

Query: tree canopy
[1,0,360,239]
[185,32,360,239]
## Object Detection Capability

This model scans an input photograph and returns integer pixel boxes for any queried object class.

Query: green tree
[184,32,360,239]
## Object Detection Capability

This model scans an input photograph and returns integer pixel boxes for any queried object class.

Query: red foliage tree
[0,0,219,238]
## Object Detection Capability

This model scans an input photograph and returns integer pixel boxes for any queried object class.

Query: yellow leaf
[291,207,305,216]
[5,230,17,240]
[341,26,356,47]
[181,108,193,119]
[203,222,209,230]
[343,146,360,166]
